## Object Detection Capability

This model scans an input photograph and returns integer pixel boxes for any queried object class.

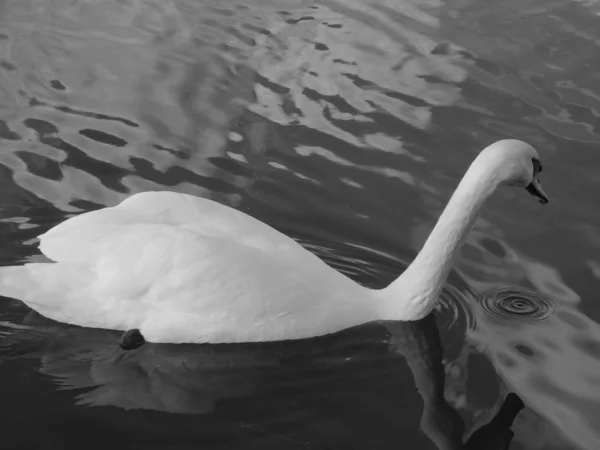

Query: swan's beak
[526,178,549,204]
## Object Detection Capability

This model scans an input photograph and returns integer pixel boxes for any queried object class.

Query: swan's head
[481,139,549,204]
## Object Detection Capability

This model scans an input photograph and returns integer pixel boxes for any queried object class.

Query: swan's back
[39,191,320,266]
[0,191,371,343]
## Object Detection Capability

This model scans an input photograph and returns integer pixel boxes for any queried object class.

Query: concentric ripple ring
[478,287,558,323]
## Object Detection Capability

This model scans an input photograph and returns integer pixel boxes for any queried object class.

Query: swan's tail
[0,264,90,319]
[0,265,43,302]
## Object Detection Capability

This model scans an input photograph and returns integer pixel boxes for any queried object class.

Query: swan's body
[0,140,548,344]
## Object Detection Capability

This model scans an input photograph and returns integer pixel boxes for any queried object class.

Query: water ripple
[478,287,558,323]
[438,284,475,328]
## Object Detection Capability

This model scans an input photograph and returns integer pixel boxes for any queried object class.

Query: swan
[0,139,548,347]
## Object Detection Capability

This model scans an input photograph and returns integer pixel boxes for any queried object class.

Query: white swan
[0,139,548,346]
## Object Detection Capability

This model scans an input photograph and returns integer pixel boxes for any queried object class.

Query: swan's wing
[39,191,316,264]
[3,223,360,341]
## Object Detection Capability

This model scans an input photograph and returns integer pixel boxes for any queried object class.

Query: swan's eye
[532,158,542,174]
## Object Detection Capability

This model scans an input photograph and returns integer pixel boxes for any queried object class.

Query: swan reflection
[1,306,522,449]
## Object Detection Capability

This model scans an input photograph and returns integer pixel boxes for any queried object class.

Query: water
[0,0,599,448]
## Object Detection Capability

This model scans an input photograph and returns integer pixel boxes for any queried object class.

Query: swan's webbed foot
[119,329,145,350]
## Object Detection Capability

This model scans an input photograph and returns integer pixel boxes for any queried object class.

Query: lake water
[1,0,600,448]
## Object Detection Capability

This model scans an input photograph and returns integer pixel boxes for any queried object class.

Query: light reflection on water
[1,0,600,448]
[470,287,600,450]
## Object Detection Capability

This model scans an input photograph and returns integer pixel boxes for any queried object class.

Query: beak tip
[526,180,549,205]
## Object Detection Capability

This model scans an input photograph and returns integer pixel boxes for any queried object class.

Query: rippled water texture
[2,0,600,449]
[471,288,600,450]
[478,287,558,323]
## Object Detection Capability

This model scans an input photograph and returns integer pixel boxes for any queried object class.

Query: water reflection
[0,0,472,233]
[470,287,600,450]
[0,303,522,449]
[1,0,263,212]
[386,317,523,450]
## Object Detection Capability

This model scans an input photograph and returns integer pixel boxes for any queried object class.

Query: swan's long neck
[377,157,500,320]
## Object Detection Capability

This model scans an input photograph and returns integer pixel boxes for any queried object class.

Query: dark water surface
[1,0,600,448]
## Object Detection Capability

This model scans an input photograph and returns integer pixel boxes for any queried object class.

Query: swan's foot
[119,329,145,350]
